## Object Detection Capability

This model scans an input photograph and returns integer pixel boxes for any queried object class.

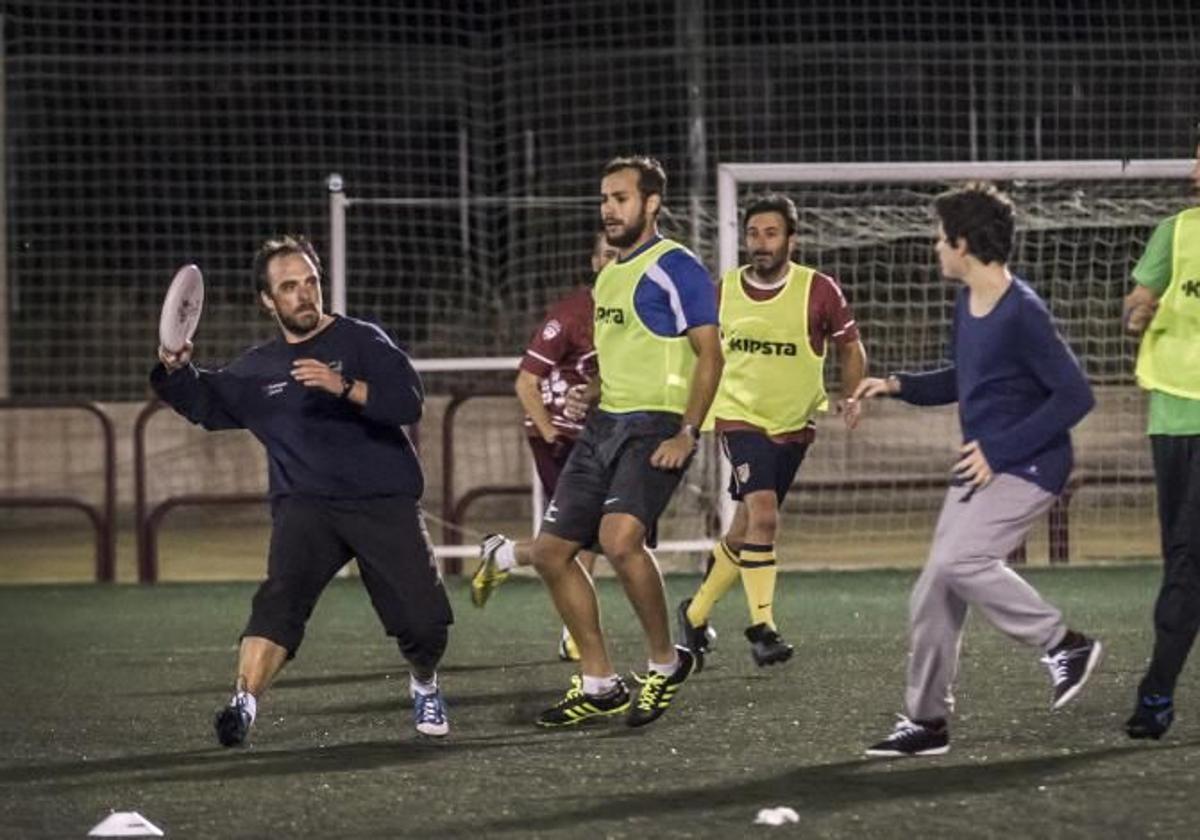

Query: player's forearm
[682,341,723,427]
[150,363,242,431]
[895,366,957,406]
[838,340,867,399]
[358,379,423,426]
[514,372,556,439]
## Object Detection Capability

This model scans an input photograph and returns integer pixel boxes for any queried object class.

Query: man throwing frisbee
[152,234,453,746]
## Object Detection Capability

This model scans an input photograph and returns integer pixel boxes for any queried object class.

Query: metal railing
[0,400,116,581]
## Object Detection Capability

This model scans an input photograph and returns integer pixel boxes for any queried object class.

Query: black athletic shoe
[745,623,794,667]
[627,646,695,728]
[536,675,631,727]
[214,696,252,747]
[1041,635,1103,710]
[1125,694,1174,740]
[865,715,950,757]
[676,598,717,673]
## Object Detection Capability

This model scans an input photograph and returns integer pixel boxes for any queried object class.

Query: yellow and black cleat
[536,675,630,727]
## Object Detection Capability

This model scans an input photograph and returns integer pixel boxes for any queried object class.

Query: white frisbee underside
[158,264,204,352]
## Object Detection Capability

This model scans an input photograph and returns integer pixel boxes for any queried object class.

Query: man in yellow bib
[519,155,723,728]
[1123,132,1200,741]
[676,194,867,669]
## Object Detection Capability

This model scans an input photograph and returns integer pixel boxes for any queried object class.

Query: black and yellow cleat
[470,533,510,608]
[536,675,631,727]
[557,626,581,662]
[627,646,695,728]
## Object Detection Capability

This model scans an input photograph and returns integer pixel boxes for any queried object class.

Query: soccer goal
[327,176,721,566]
[716,159,1193,566]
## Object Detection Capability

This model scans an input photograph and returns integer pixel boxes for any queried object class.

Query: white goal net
[715,159,1193,567]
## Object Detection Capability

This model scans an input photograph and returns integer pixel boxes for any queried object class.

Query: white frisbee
[158,264,205,352]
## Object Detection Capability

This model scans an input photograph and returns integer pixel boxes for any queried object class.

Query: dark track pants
[1138,434,1200,698]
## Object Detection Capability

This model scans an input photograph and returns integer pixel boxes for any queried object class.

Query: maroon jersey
[520,286,597,439]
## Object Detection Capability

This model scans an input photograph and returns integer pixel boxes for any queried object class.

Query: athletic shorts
[244,495,453,663]
[540,410,691,549]
[526,435,578,497]
[722,430,809,504]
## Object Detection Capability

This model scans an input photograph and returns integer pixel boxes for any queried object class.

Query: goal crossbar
[717,159,1194,275]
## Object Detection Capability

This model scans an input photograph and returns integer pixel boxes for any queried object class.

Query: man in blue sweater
[852,183,1102,757]
[152,235,453,746]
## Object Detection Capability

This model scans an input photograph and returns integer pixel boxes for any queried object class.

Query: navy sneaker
[1125,694,1174,740]
[413,688,449,737]
[1041,635,1102,709]
[866,715,950,757]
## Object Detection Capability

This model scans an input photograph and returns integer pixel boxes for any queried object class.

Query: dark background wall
[3,0,1198,398]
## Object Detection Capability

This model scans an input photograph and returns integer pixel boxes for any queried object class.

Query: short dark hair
[602,155,667,203]
[933,182,1015,265]
[252,234,322,295]
[743,193,799,236]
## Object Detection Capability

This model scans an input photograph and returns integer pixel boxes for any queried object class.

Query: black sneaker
[865,715,950,757]
[1041,635,1102,710]
[745,623,794,667]
[627,646,695,728]
[676,598,717,672]
[536,675,631,727]
[214,696,252,747]
[1125,694,1174,740]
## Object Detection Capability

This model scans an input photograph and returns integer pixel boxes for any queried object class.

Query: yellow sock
[687,540,740,626]
[739,543,778,629]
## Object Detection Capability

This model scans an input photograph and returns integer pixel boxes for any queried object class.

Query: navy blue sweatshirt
[151,315,425,499]
[895,277,1094,495]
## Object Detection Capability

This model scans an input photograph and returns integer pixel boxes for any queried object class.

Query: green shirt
[1133,214,1200,435]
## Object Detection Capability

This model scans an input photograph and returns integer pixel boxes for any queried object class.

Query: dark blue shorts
[722,430,809,503]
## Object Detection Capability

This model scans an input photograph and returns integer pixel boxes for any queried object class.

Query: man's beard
[605,211,648,249]
[750,248,789,281]
[279,307,320,335]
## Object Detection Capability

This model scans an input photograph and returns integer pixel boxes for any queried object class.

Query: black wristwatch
[339,376,356,400]
[680,422,700,441]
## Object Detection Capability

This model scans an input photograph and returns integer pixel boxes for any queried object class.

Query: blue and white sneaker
[413,689,449,737]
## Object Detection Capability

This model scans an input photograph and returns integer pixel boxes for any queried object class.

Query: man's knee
[598,516,646,566]
[743,491,780,537]
[529,534,580,577]
[244,578,316,657]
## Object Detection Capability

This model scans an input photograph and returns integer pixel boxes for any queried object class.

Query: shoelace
[1040,650,1071,686]
[555,675,585,706]
[888,715,925,741]
[415,692,445,723]
[631,671,668,711]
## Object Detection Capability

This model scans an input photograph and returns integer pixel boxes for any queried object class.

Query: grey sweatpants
[905,474,1068,721]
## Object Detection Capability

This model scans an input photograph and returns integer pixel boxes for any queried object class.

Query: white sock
[648,655,680,677]
[581,674,621,696]
[231,690,257,724]
[410,673,438,696]
[494,539,518,572]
